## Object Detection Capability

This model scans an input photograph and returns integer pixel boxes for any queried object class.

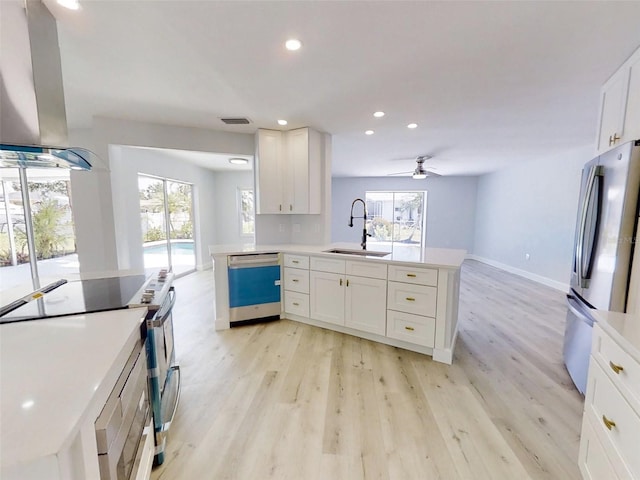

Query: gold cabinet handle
[289,204,293,211]
[602,415,616,430]
[609,361,624,374]
[339,278,343,286]
[292,302,299,306]
[406,273,417,278]
[279,204,282,211]
[406,297,416,302]
[346,279,350,287]
[609,133,621,146]
[292,260,299,264]
[404,326,415,331]
[292,279,299,283]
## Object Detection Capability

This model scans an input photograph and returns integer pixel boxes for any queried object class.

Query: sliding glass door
[1,167,79,295]
[138,174,195,276]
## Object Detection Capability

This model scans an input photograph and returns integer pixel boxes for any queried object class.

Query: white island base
[211,244,464,365]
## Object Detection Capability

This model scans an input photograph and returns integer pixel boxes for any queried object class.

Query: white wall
[472,145,591,289]
[69,117,254,274]
[213,171,255,245]
[331,176,478,252]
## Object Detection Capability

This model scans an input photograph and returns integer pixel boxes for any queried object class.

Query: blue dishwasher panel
[228,265,281,308]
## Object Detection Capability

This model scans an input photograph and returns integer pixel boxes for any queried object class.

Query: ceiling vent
[220,117,251,125]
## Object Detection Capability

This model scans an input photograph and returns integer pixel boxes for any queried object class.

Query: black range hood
[0,0,95,171]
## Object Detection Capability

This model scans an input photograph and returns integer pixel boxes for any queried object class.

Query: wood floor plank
[151,260,583,480]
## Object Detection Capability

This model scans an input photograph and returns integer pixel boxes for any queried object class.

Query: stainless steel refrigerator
[563,139,640,394]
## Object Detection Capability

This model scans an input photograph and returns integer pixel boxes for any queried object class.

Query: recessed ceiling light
[285,39,302,51]
[373,111,385,118]
[57,0,80,10]
[277,119,288,126]
[407,123,418,129]
[365,130,374,135]
[229,158,249,165]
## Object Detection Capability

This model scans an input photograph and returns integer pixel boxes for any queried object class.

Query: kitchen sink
[323,248,390,257]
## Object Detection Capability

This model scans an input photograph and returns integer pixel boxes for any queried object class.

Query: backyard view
[138,174,195,275]
[365,191,427,248]
[0,168,79,293]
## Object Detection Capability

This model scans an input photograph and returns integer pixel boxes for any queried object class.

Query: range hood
[0,0,94,170]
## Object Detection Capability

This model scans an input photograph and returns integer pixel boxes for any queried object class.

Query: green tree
[16,199,67,259]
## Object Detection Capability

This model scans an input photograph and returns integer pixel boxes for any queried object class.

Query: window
[365,191,427,251]
[239,188,255,237]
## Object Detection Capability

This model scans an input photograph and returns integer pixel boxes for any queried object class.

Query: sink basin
[323,248,390,257]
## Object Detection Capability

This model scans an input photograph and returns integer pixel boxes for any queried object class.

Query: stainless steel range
[0,269,181,469]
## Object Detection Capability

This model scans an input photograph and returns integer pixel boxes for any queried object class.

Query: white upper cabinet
[254,129,284,214]
[255,127,322,214]
[596,46,640,154]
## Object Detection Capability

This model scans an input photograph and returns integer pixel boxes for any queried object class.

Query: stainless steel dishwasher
[227,253,281,325]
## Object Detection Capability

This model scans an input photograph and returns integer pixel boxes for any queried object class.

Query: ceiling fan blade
[386,171,413,176]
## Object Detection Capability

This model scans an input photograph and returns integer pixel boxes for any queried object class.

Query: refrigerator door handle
[576,165,603,288]
[566,295,594,327]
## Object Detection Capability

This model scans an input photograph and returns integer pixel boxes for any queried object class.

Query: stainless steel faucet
[349,198,371,250]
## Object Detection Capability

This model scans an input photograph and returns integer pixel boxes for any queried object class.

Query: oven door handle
[157,365,181,442]
[149,287,175,328]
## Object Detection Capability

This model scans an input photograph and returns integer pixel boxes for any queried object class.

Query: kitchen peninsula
[210,244,466,364]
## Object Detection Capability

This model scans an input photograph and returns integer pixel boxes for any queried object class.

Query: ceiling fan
[387,155,441,179]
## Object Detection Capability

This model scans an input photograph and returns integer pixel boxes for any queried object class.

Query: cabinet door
[310,271,345,325]
[285,128,309,214]
[255,129,284,213]
[345,275,386,335]
[597,68,629,153]
[622,49,640,145]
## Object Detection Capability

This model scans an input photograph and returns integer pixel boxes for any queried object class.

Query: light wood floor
[151,260,583,480]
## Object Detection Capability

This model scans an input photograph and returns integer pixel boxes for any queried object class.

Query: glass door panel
[139,175,169,271]
[26,168,80,285]
[0,168,28,294]
[166,180,195,276]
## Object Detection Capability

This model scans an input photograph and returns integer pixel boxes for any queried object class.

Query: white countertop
[0,308,147,473]
[208,243,466,269]
[592,310,640,363]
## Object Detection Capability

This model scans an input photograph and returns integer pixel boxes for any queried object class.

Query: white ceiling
[42,0,640,176]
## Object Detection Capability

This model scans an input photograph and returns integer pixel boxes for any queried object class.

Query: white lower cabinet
[579,323,640,480]
[283,254,310,318]
[386,310,436,347]
[344,275,387,335]
[309,259,387,334]
[309,271,345,325]
[284,290,310,318]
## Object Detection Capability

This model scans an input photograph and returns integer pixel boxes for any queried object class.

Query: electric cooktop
[0,274,148,324]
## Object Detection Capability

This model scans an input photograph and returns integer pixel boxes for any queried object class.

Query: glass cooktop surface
[0,274,147,324]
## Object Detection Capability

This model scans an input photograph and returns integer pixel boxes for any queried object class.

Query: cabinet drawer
[284,254,309,269]
[284,291,309,318]
[346,260,387,280]
[310,256,346,274]
[593,324,640,407]
[579,415,620,480]
[585,360,640,479]
[388,265,437,286]
[386,310,435,347]
[387,281,437,317]
[284,267,310,294]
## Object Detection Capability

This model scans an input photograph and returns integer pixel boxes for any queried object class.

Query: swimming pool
[144,241,194,255]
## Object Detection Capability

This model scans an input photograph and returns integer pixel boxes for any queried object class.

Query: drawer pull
[292,302,299,306]
[609,361,624,374]
[406,297,416,302]
[602,415,616,430]
[292,279,299,283]
[406,273,417,278]
[292,260,299,264]
[404,326,415,331]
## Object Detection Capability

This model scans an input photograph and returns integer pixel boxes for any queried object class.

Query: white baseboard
[197,260,213,271]
[466,254,568,292]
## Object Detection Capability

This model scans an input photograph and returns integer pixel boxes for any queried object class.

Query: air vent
[220,117,251,125]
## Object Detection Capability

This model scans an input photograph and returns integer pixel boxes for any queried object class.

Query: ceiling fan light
[412,172,427,179]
